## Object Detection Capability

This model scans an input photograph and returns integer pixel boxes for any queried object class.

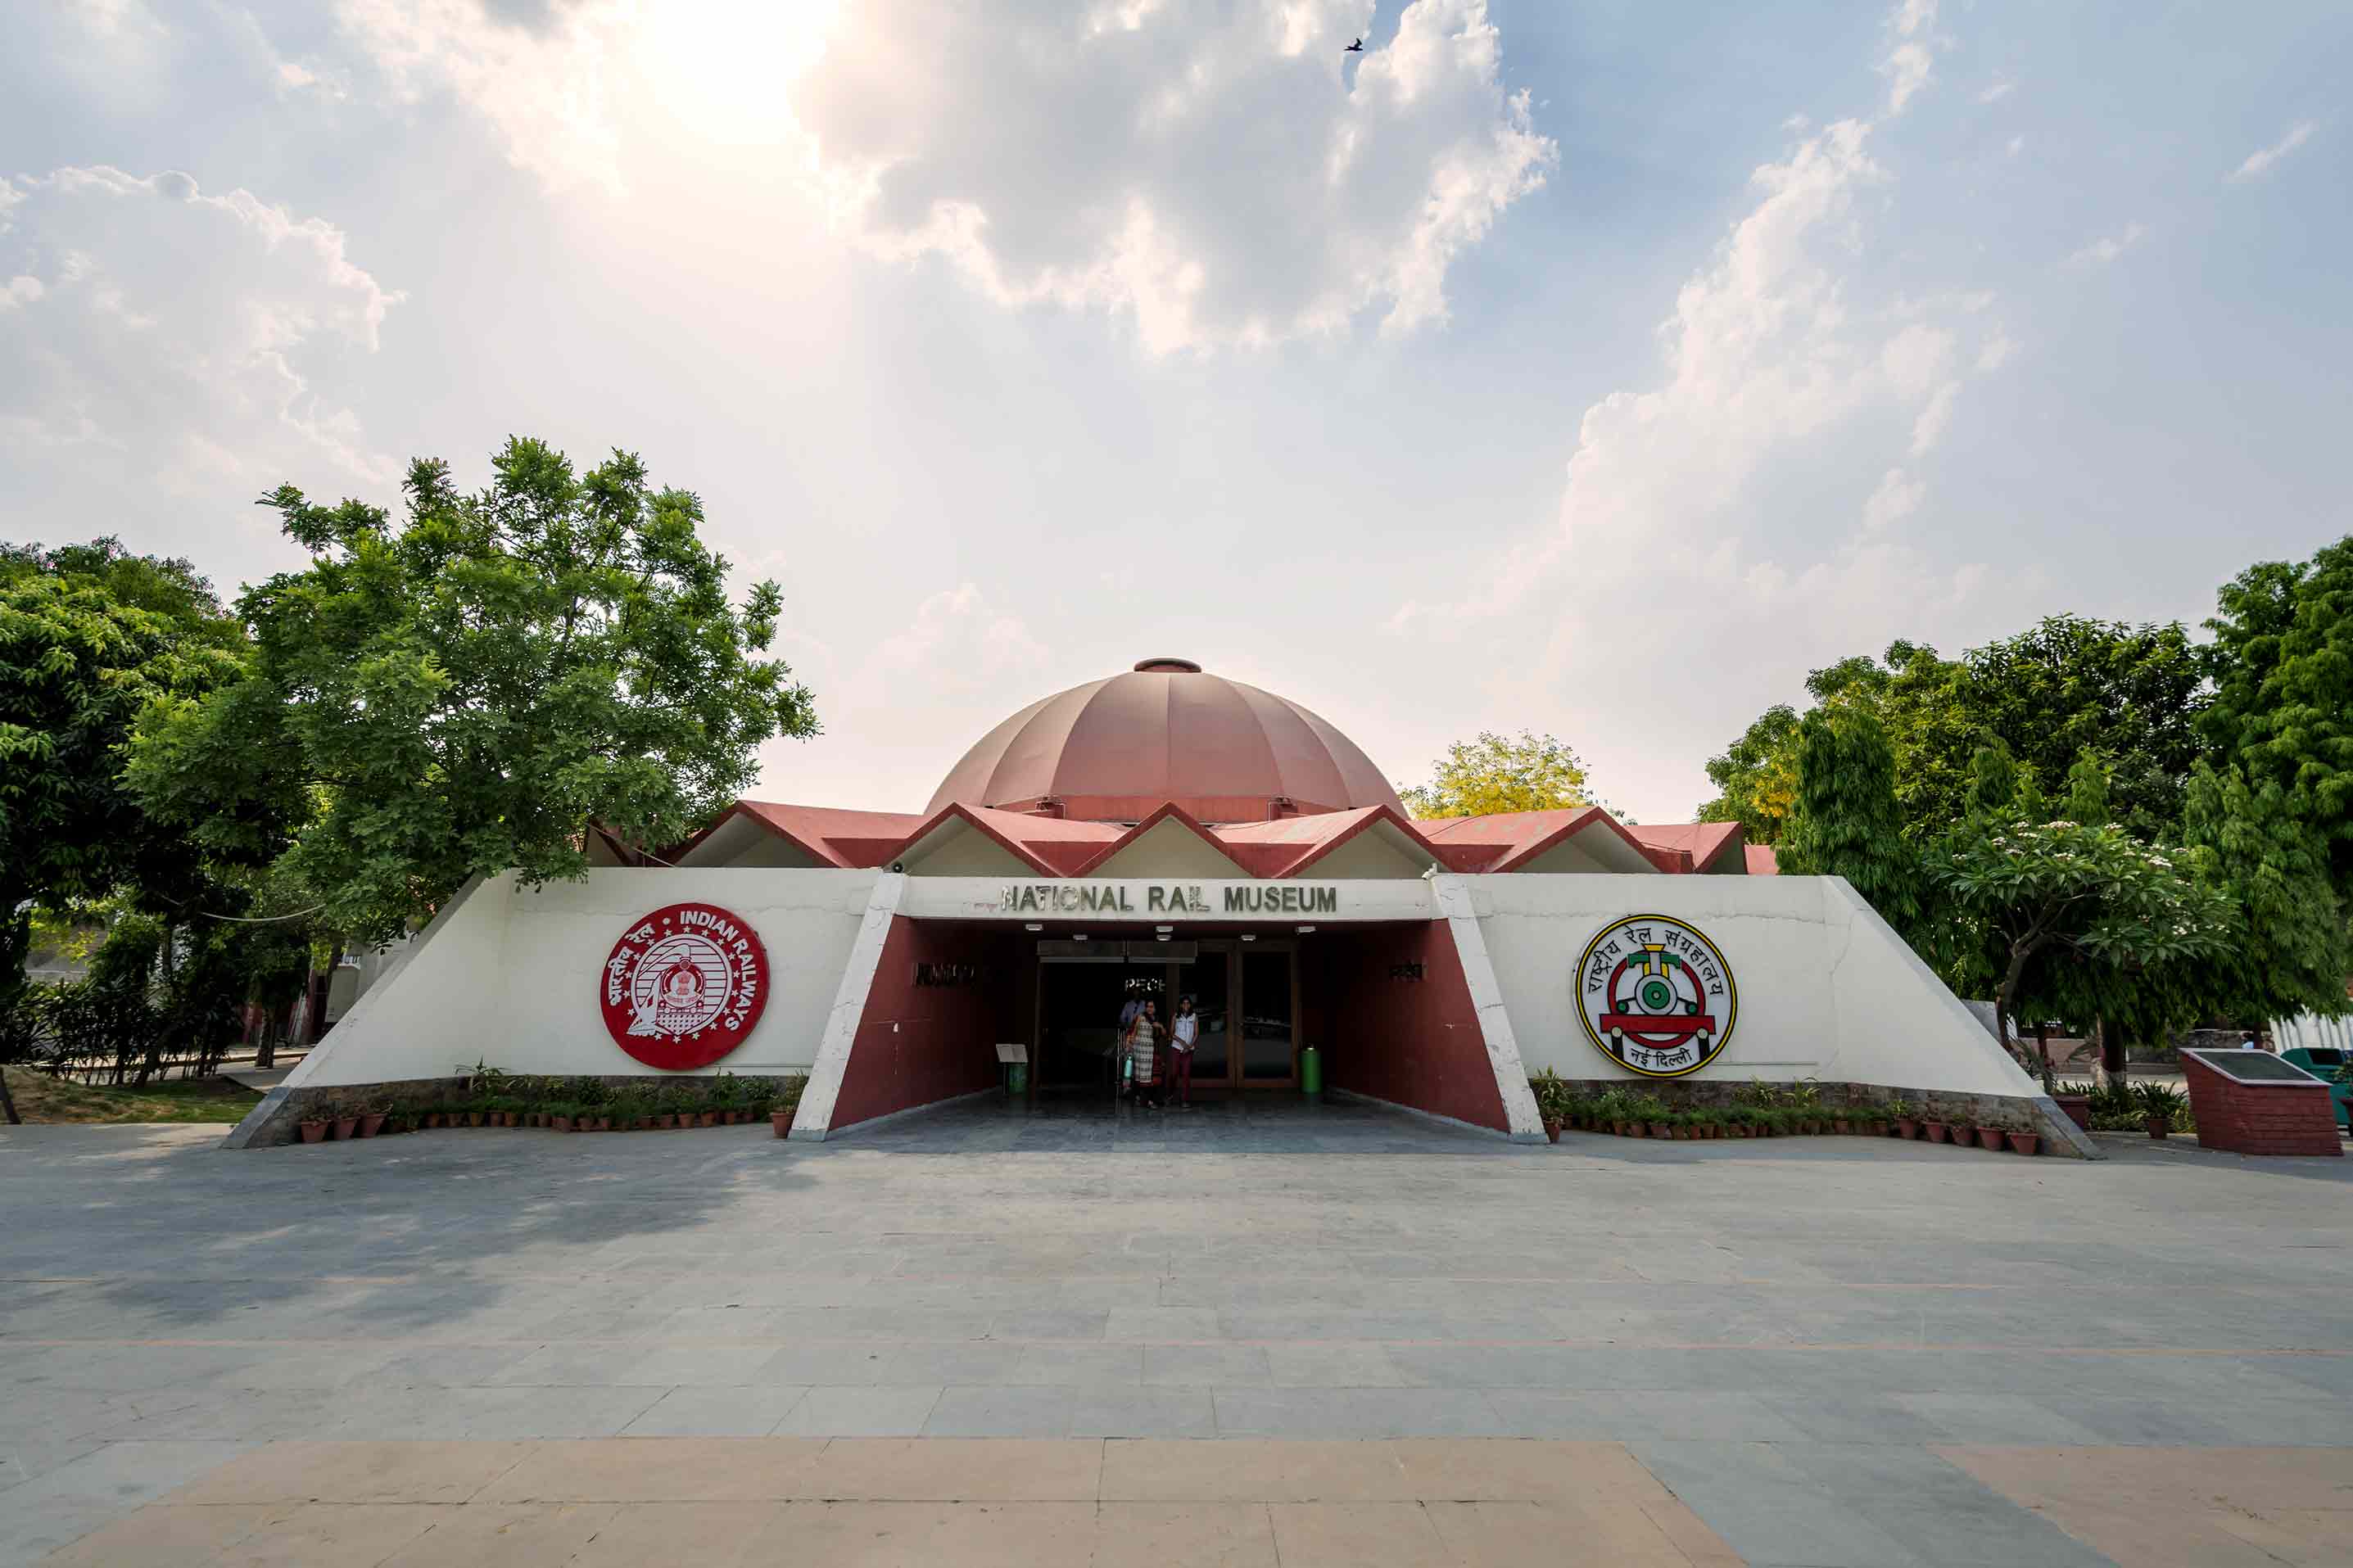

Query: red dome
[925,659,1405,824]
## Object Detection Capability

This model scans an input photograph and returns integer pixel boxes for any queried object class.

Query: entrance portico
[790,871,1539,1141]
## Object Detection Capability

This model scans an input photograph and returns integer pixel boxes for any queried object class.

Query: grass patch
[2,1065,262,1125]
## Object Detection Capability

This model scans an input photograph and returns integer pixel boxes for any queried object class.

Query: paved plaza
[3,1097,2351,1565]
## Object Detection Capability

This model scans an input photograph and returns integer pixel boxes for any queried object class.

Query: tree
[131,439,821,945]
[1776,707,1925,943]
[2202,534,2353,897]
[0,540,249,1120]
[1400,730,1599,819]
[1697,705,1800,843]
[2180,761,2353,1029]
[1703,617,2208,846]
[1934,817,2234,1076]
[1953,616,2206,838]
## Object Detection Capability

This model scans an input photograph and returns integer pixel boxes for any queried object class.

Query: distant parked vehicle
[2278,1047,2353,1132]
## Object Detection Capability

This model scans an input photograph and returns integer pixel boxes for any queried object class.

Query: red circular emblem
[599,903,770,1070]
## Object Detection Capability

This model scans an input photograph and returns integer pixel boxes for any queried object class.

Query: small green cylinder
[1299,1045,1323,1099]
[1008,1063,1029,1096]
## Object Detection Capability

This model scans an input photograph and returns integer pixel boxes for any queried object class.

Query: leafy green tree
[1705,617,2206,845]
[1776,707,1925,943]
[1697,705,1800,843]
[2180,761,2353,1028]
[1953,617,2206,838]
[131,439,820,945]
[0,541,250,1120]
[2202,535,2353,896]
[1935,818,2233,1073]
[2064,753,2112,825]
[1401,730,1599,819]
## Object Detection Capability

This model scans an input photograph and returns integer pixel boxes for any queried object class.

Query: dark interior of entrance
[1035,938,1296,1096]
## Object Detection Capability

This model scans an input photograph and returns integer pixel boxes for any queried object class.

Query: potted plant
[2134,1082,2185,1140]
[2052,1079,2095,1132]
[550,1105,574,1132]
[298,1118,328,1143]
[772,1100,795,1137]
[1921,1118,1949,1143]
[332,1112,360,1141]
[2007,1127,2041,1155]
[1887,1096,1916,1138]
[1973,1123,2006,1150]
[358,1101,388,1139]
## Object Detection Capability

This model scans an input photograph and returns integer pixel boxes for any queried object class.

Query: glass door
[1175,947,1231,1090]
[1239,946,1298,1086]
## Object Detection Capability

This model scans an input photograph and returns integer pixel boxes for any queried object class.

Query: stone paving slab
[7,1106,2353,1563]
[36,1438,1736,1565]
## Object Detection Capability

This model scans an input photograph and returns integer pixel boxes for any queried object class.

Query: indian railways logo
[1575,914,1737,1078]
[599,903,770,1071]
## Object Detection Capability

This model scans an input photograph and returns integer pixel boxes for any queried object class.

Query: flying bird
[1344,37,1363,52]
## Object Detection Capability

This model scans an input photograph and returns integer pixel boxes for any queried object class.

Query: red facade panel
[1317,923,1506,1132]
[828,918,1021,1134]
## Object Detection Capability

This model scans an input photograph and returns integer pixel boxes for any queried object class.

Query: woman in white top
[1168,996,1199,1109]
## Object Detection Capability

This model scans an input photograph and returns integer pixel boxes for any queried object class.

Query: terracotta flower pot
[2007,1131,2040,1155]
[358,1114,386,1138]
[2054,1094,2093,1132]
[1832,1118,1852,1136]
[1895,1118,1919,1139]
[1975,1126,2007,1150]
[1542,1118,1563,1144]
[466,1112,484,1127]
[551,1115,572,1132]
[1923,1121,1949,1143]
[2145,1116,2170,1141]
[298,1120,328,1143]
[772,1109,794,1138]
[699,1111,718,1127]
[333,1115,359,1141]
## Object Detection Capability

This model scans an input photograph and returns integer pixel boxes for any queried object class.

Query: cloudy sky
[4,0,2346,822]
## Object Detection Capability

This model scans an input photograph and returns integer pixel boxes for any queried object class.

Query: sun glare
[633,0,841,146]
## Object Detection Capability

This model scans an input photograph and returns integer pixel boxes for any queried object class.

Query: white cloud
[1863,466,1925,528]
[1878,0,1939,114]
[1909,381,1960,454]
[0,165,403,492]
[2066,222,2145,269]
[2006,134,2025,156]
[1387,0,2014,818]
[878,583,1049,698]
[2229,120,2316,183]
[329,0,1555,355]
[1977,79,2015,104]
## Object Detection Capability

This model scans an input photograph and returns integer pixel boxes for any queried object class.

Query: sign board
[1574,913,1738,1078]
[2179,1047,2325,1086]
[994,1042,1028,1064]
[599,902,770,1071]
[898,877,1436,924]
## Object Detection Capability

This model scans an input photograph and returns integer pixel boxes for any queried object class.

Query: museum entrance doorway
[1032,936,1299,1097]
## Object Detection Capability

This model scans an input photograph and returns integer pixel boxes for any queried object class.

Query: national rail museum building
[235,658,2090,1154]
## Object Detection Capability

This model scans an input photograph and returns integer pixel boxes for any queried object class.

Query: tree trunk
[255,1004,277,1072]
[302,945,343,1046]
[1995,944,2034,1070]
[2098,1016,2128,1091]
[2034,1019,2056,1095]
[0,904,28,1123]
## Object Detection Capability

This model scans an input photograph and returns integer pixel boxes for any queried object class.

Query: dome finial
[1134,657,1201,673]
